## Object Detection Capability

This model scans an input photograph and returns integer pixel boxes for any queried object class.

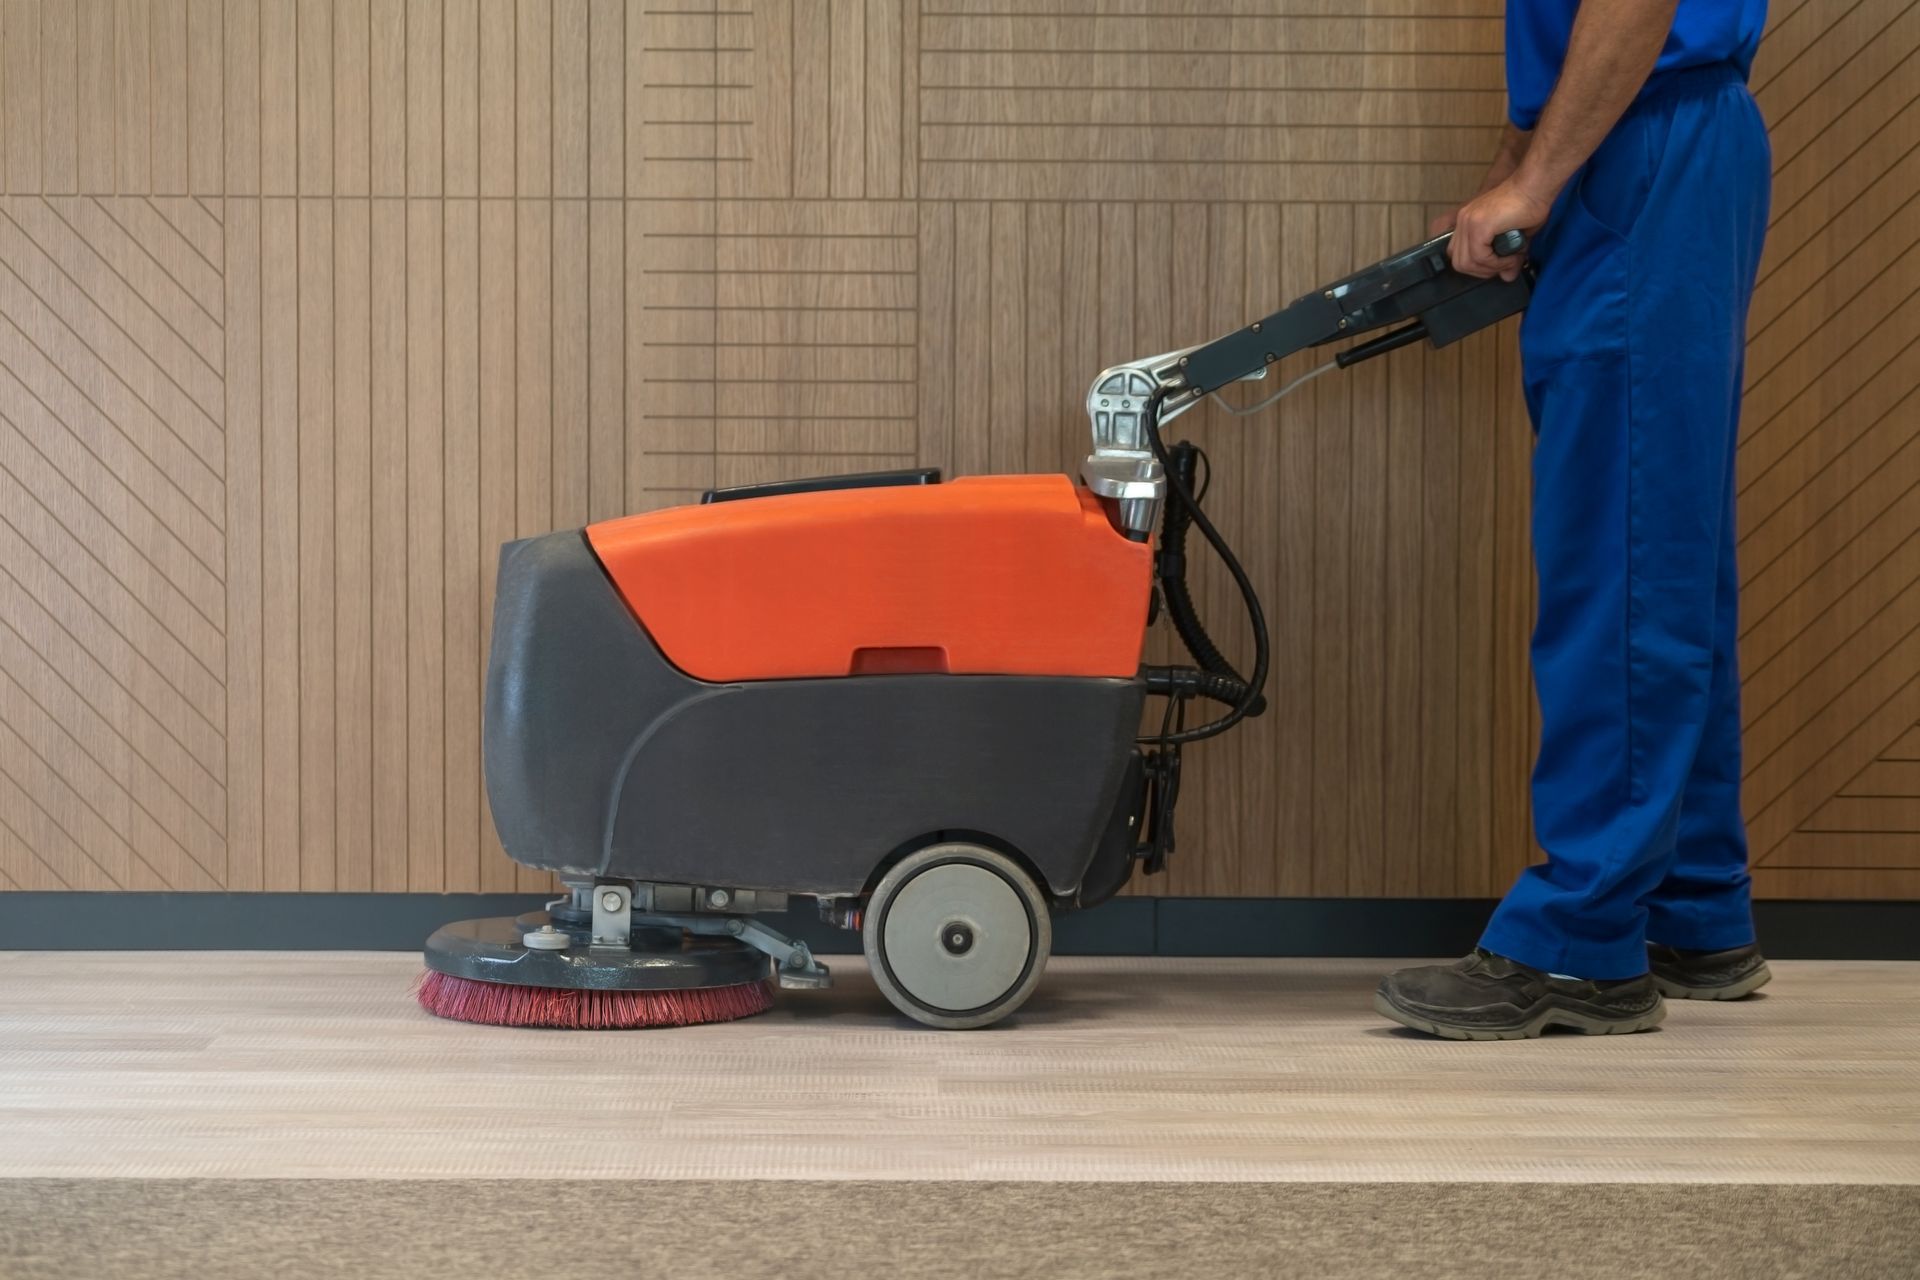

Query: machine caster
[862,843,1052,1029]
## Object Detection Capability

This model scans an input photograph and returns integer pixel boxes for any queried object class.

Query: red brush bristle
[416,970,774,1029]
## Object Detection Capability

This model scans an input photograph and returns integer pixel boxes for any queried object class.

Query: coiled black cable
[1139,392,1270,745]
[1155,441,1267,716]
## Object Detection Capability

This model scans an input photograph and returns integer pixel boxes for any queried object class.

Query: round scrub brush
[416,970,773,1029]
[417,915,776,1029]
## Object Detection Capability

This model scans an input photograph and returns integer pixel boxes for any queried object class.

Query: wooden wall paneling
[297,192,334,890]
[1455,323,1497,898]
[78,1,117,194]
[1020,202,1058,474]
[405,200,443,891]
[1310,204,1354,895]
[1054,199,1096,516]
[1418,254,1461,896]
[791,0,828,199]
[476,196,516,890]
[1844,759,1920,795]
[224,0,260,195]
[1272,201,1319,897]
[443,199,482,895]
[949,199,988,479]
[1379,203,1425,897]
[986,200,1022,475]
[1221,205,1267,898]
[408,0,442,195]
[588,202,626,522]
[864,0,902,199]
[828,0,863,198]
[898,0,916,199]
[913,199,951,478]
[1142,202,1207,896]
[259,196,297,890]
[369,199,409,891]
[0,0,1911,898]
[514,0,545,197]
[188,0,223,194]
[589,0,624,199]
[553,202,590,529]
[151,0,190,194]
[1742,436,1920,720]
[635,200,708,501]
[622,198,649,509]
[334,197,372,891]
[224,195,261,891]
[1489,295,1535,895]
[1113,201,1169,898]
[444,0,480,198]
[1752,0,1906,119]
[1345,203,1389,898]
[1764,50,1918,271]
[258,0,293,194]
[3,0,39,195]
[39,0,74,195]
[1234,202,1282,898]
[553,0,589,198]
[509,183,551,890]
[0,209,213,499]
[369,0,404,194]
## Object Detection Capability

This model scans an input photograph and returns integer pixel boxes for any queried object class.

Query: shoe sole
[1372,990,1667,1041]
[1652,961,1772,1001]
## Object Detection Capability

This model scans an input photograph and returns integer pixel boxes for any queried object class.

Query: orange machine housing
[584,474,1154,683]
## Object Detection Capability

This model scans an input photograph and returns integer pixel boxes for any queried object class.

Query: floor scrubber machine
[420,229,1532,1030]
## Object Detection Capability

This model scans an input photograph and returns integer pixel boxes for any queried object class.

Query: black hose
[1156,443,1267,716]
[1143,666,1255,708]
[1140,394,1270,745]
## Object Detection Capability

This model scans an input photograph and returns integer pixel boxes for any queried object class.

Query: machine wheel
[862,842,1052,1029]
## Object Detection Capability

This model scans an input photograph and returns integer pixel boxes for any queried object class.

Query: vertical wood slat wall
[0,0,1912,898]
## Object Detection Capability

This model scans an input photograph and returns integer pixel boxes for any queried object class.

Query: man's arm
[1449,0,1681,278]
[1432,123,1533,236]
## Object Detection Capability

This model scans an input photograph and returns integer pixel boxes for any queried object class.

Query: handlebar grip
[1492,228,1527,258]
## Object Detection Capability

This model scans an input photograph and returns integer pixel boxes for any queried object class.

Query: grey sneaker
[1647,941,1772,1000]
[1375,948,1666,1041]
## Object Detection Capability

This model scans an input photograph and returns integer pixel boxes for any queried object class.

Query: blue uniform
[1478,8,1774,978]
[1506,0,1769,129]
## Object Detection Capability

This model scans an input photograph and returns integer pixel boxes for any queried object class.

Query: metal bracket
[648,912,833,990]
[590,882,632,948]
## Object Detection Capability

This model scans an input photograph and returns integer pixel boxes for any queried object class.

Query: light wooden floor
[1,954,1916,1184]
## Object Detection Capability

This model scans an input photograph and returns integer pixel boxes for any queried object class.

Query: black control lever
[1335,322,1429,369]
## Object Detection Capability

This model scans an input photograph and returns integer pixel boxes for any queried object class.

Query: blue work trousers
[1481,64,1773,978]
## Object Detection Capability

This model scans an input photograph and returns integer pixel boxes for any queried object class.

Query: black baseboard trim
[0,893,1915,959]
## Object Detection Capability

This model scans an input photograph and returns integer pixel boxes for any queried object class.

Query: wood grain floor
[1,953,1916,1184]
